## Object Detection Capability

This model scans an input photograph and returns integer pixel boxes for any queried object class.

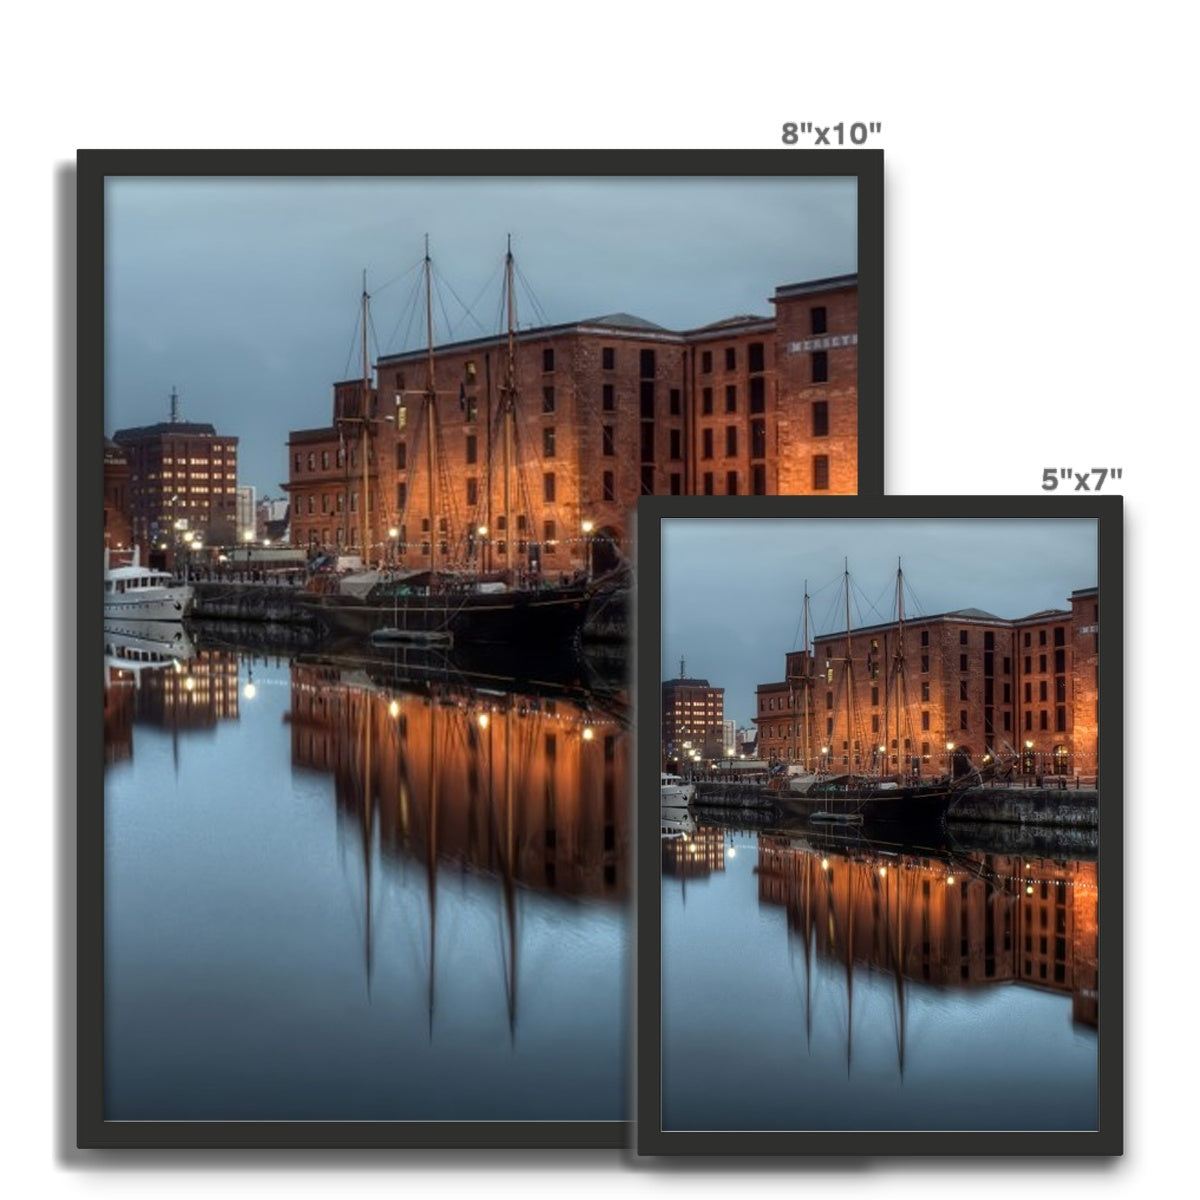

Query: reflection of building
[127,650,240,730]
[102,648,240,764]
[285,275,859,563]
[756,836,1099,1029]
[113,414,239,555]
[661,662,725,767]
[661,824,726,880]
[287,665,629,899]
[755,587,1101,779]
[103,673,134,764]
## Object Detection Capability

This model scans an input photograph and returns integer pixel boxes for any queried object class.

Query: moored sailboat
[296,239,595,648]
[776,561,1007,832]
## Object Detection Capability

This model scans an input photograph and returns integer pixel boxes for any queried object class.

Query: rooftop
[113,421,224,440]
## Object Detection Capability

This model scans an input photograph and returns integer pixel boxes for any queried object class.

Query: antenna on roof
[680,656,686,678]
[169,386,180,424]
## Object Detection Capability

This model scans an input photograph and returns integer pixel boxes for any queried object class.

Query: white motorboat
[104,548,194,622]
[660,771,695,807]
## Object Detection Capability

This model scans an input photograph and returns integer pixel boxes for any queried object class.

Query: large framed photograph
[78,149,882,1148]
[636,494,1121,1155]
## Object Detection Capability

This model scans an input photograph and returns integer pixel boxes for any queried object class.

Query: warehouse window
[812,401,829,437]
[813,455,830,490]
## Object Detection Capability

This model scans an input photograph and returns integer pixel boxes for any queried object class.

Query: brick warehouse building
[754,586,1100,780]
[284,275,857,570]
[113,420,239,558]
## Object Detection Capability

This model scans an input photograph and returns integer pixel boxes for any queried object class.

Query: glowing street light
[581,518,595,582]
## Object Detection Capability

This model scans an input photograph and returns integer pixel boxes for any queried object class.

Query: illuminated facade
[284,275,859,566]
[755,588,1101,779]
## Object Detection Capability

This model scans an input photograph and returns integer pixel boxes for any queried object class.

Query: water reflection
[103,627,630,1121]
[661,822,1098,1131]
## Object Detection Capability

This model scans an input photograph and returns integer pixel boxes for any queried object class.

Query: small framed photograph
[636,494,1121,1156]
[78,148,882,1148]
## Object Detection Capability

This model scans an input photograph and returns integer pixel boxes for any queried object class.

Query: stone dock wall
[190,583,319,624]
[690,780,1100,829]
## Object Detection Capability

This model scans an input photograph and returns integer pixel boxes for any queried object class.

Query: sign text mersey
[786,333,858,354]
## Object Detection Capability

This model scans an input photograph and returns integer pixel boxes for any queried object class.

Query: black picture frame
[77,148,883,1150]
[635,493,1122,1157]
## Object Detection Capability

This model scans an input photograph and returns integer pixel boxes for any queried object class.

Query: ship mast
[892,559,907,777]
[360,272,372,563]
[791,582,814,771]
[842,558,854,773]
[424,236,438,576]
[501,236,516,585]
[802,583,812,770]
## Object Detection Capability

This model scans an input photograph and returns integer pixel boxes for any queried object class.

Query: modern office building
[112,418,239,558]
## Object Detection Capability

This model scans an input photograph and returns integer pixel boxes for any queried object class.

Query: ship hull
[295,585,591,646]
[780,782,956,830]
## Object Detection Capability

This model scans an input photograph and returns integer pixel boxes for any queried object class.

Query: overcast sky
[661,516,1098,727]
[105,176,856,500]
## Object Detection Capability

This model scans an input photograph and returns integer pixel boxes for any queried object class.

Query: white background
[7,1,1189,1193]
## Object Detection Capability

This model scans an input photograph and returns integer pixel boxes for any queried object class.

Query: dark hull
[295,585,591,646]
[780,782,957,831]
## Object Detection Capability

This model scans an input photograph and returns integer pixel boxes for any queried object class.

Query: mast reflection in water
[662,824,1098,1132]
[104,642,629,1121]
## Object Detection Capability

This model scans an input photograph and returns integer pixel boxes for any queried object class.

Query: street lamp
[581,519,594,583]
[946,741,955,780]
[388,527,399,570]
[182,530,195,581]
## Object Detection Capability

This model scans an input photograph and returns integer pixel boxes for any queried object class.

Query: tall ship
[770,561,1010,832]
[294,238,601,649]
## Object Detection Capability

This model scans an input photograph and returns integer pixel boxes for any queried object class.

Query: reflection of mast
[426,686,439,1038]
[789,845,815,1049]
[881,862,909,1078]
[845,858,854,1077]
[823,850,855,1077]
[362,687,375,998]
[501,696,518,1039]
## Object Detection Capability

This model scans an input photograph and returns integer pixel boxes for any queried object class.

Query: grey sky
[105,176,856,502]
[661,517,1098,728]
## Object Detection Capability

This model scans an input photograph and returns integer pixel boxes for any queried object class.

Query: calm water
[661,821,1098,1132]
[103,631,630,1121]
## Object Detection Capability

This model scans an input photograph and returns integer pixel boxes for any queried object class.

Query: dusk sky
[105,174,857,502]
[660,516,1099,728]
